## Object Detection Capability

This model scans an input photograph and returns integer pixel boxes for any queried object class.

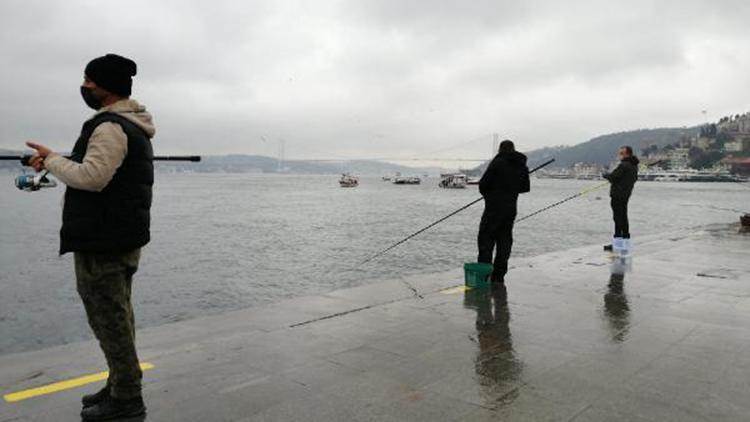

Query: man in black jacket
[603,146,639,250]
[478,140,530,283]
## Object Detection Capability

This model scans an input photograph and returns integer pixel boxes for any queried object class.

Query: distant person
[602,146,639,251]
[477,140,530,283]
[26,53,154,421]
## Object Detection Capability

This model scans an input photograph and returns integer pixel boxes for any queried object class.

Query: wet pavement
[1,224,749,421]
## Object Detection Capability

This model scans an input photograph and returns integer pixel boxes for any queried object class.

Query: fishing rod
[0,154,201,166]
[360,157,669,266]
[515,158,668,223]
[359,158,556,266]
[1,154,201,191]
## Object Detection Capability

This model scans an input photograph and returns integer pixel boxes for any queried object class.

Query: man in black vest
[477,140,530,284]
[26,54,153,421]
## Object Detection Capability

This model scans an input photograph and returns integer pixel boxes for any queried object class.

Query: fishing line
[515,181,609,223]
[359,158,670,268]
[358,158,556,267]
[515,159,668,223]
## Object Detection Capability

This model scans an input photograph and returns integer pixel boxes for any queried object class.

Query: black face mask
[80,86,102,110]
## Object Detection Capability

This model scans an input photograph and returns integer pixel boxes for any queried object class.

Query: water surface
[0,173,747,354]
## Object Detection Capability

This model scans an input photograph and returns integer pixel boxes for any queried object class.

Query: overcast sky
[1,0,749,163]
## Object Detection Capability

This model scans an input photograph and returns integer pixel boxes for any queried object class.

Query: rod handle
[154,155,202,162]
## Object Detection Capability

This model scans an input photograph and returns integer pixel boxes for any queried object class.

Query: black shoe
[603,244,613,251]
[80,395,145,421]
[82,386,110,408]
[490,273,505,284]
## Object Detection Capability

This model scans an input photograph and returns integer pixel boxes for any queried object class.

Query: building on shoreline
[717,112,750,135]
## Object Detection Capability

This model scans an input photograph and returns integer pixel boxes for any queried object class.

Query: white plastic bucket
[612,237,625,254]
[612,238,633,257]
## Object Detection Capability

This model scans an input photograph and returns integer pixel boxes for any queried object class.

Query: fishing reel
[15,170,58,192]
[3,153,201,193]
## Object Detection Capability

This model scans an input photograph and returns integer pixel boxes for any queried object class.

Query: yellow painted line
[3,363,154,403]
[441,286,471,294]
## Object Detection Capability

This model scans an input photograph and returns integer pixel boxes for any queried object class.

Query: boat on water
[575,172,603,180]
[466,177,480,185]
[439,173,467,189]
[382,171,400,182]
[393,176,421,185]
[339,173,359,187]
[652,174,681,182]
[536,169,575,179]
[639,168,747,183]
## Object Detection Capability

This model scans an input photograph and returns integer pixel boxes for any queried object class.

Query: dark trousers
[75,249,143,399]
[610,197,630,238]
[477,207,517,279]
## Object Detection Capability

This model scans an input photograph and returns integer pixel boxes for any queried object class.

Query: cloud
[0,0,749,163]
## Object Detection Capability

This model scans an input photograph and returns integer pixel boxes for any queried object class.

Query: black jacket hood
[479,150,530,200]
[498,150,527,164]
[623,156,640,166]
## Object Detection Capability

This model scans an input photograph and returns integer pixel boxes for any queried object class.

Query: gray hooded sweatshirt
[45,99,156,192]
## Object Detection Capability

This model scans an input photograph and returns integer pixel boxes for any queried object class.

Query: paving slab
[1,224,749,421]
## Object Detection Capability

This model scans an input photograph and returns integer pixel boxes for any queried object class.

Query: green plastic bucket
[464,262,493,288]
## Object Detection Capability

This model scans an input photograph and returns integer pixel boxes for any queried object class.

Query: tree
[689,150,724,169]
[640,144,659,156]
[716,130,734,147]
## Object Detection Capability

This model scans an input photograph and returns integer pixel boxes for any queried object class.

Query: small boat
[339,173,359,188]
[383,171,400,182]
[466,177,480,185]
[653,174,681,182]
[536,169,574,179]
[640,168,748,183]
[393,176,421,185]
[439,173,467,189]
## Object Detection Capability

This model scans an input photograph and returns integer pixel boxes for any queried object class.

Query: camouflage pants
[75,249,143,399]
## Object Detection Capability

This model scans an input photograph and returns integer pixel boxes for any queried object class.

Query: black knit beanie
[84,54,137,97]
